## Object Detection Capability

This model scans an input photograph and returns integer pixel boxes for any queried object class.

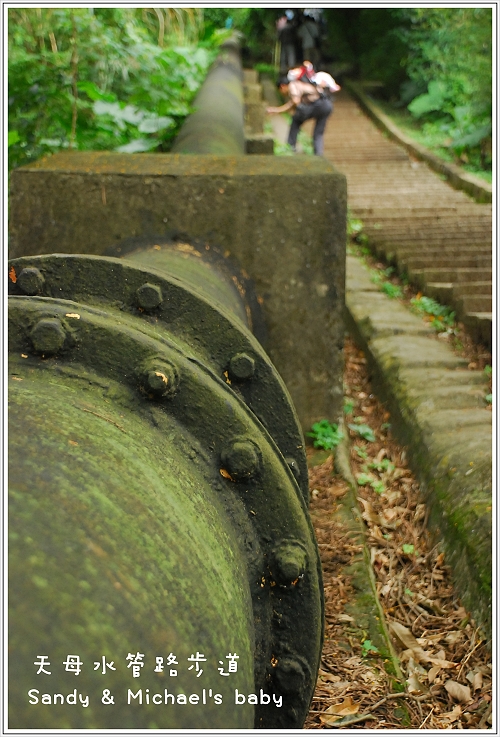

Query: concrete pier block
[9,151,347,430]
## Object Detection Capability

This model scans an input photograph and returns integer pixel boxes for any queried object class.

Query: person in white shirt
[266,72,341,156]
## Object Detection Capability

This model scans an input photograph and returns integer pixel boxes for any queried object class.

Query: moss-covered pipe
[8,249,324,730]
[171,40,245,155]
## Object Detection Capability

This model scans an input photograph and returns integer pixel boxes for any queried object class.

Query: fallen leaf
[9,266,17,283]
[381,488,402,504]
[473,672,483,691]
[319,669,341,683]
[337,613,355,622]
[320,713,341,726]
[358,496,382,525]
[324,680,351,691]
[445,679,471,703]
[427,665,440,683]
[389,621,421,651]
[327,713,375,727]
[422,652,457,668]
[441,704,462,722]
[324,696,360,716]
[380,581,392,597]
[219,468,234,481]
[407,672,427,695]
[344,657,362,667]
[466,670,483,691]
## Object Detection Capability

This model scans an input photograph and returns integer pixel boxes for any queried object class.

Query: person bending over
[266,74,340,156]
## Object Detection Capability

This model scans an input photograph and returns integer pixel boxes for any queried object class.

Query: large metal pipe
[8,243,323,729]
[171,39,245,155]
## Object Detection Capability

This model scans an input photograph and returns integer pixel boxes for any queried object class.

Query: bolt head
[228,352,255,380]
[221,439,260,480]
[274,657,306,694]
[143,362,178,398]
[137,282,163,310]
[31,318,66,355]
[285,457,301,480]
[17,267,45,296]
[273,540,307,584]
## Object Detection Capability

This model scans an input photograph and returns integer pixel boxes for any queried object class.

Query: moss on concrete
[345,256,492,640]
[9,153,347,430]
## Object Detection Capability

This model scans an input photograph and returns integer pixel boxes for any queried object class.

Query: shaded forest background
[8,7,492,173]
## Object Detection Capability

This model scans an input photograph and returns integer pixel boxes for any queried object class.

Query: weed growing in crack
[348,422,376,442]
[410,295,456,329]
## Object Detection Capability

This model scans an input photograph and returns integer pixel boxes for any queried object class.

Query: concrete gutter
[345,254,492,641]
[345,81,492,204]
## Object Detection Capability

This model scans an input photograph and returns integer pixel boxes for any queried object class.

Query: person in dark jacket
[277,15,297,70]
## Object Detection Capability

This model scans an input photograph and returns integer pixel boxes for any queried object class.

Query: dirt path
[305,337,492,730]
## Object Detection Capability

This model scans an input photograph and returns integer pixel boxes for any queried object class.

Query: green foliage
[381,282,403,299]
[356,473,373,486]
[8,8,219,170]
[307,420,344,451]
[297,130,314,155]
[357,472,385,494]
[484,365,492,378]
[410,295,455,329]
[274,130,314,157]
[356,9,410,96]
[253,62,276,76]
[400,8,492,170]
[274,142,296,157]
[485,394,492,405]
[402,544,416,555]
[369,458,395,474]
[329,7,492,171]
[348,423,376,442]
[354,446,368,460]
[361,639,380,657]
[343,397,355,415]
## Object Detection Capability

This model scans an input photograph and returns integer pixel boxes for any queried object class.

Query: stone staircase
[324,93,493,347]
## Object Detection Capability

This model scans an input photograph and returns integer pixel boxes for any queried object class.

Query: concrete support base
[9,151,347,430]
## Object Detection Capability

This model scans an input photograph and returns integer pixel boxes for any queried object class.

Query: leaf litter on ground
[305,337,492,730]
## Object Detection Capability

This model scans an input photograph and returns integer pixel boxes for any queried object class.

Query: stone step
[462,312,493,347]
[329,90,492,352]
[366,232,492,245]
[410,268,492,285]
[389,246,492,261]
[424,282,493,314]
[354,206,492,218]
[456,295,493,315]
[399,255,492,269]
[350,197,476,208]
[453,281,493,297]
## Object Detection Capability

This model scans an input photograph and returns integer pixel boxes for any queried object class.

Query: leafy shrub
[307,420,344,451]
[8,8,219,170]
